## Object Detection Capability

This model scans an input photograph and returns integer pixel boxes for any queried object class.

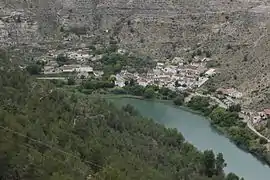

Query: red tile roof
[263,109,270,115]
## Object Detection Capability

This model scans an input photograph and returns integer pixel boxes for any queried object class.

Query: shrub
[26,64,42,75]
[205,51,211,58]
[56,54,68,66]
[173,95,184,106]
[144,87,155,99]
[67,77,76,85]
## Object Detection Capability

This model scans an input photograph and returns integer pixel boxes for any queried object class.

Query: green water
[112,98,270,180]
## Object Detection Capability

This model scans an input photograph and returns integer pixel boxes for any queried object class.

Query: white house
[205,68,216,77]
[62,65,78,73]
[91,54,103,61]
[115,74,126,87]
[93,71,104,77]
[117,49,127,55]
[75,66,93,73]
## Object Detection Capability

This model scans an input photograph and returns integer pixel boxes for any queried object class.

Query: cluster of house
[216,87,243,107]
[215,87,270,126]
[214,87,270,128]
[115,71,140,87]
[252,109,270,124]
[40,47,130,79]
[39,46,218,93]
[41,48,104,78]
[216,88,243,99]
[115,56,216,91]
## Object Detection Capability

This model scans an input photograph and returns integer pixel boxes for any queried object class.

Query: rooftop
[264,109,270,115]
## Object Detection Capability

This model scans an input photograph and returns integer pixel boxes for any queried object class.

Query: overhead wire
[1,136,89,177]
[0,124,105,170]
[0,125,113,180]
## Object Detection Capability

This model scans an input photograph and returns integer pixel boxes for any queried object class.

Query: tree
[56,54,68,66]
[49,172,73,180]
[210,107,239,127]
[215,153,226,175]
[226,173,240,180]
[243,54,248,62]
[113,63,122,73]
[132,85,144,96]
[205,50,211,58]
[173,95,184,106]
[259,137,268,144]
[197,49,202,56]
[67,77,75,85]
[26,64,42,75]
[80,75,85,79]
[144,87,155,99]
[228,104,241,112]
[226,44,232,50]
[98,167,123,180]
[187,96,210,114]
[122,104,138,116]
[90,146,105,173]
[129,78,136,86]
[175,80,180,87]
[124,80,129,86]
[160,87,171,96]
[168,91,177,99]
[203,150,216,177]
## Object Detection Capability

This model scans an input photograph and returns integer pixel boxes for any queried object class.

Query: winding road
[247,121,270,142]
[186,92,270,143]
[240,113,270,143]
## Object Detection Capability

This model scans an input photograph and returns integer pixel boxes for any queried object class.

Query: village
[39,46,216,91]
[37,46,270,139]
[115,56,215,91]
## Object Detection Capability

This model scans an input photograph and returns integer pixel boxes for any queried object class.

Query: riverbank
[61,79,270,168]
[211,124,270,166]
[185,96,270,167]
[110,97,270,180]
[101,94,199,113]
[103,94,270,168]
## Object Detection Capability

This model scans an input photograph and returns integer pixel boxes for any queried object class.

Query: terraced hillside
[1,0,270,109]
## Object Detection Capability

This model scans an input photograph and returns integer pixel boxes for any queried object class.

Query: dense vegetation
[92,44,156,76]
[77,77,186,104]
[0,55,242,179]
[187,96,270,166]
[187,96,216,116]
[123,82,178,100]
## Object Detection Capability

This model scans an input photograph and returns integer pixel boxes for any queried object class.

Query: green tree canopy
[173,95,185,106]
[143,87,155,99]
[26,64,42,75]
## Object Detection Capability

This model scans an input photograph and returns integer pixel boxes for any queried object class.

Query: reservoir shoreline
[108,96,270,180]
[107,95,270,166]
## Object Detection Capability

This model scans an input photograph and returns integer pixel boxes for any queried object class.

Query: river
[112,98,270,180]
